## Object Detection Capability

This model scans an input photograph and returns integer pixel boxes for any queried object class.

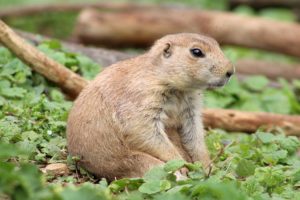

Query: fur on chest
[160,89,202,128]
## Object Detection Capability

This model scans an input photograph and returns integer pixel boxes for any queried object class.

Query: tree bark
[236,59,300,81]
[0,20,87,97]
[203,109,300,136]
[1,26,300,135]
[74,8,300,57]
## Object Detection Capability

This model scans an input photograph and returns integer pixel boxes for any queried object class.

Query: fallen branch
[236,59,300,81]
[0,2,162,19]
[1,24,300,135]
[0,20,87,97]
[74,8,300,57]
[203,109,300,135]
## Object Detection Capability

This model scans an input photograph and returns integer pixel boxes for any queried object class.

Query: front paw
[174,168,188,181]
[192,153,213,175]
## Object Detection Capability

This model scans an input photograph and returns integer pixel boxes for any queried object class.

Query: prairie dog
[67,33,234,180]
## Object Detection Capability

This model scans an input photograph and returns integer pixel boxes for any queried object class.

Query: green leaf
[256,132,275,143]
[109,178,130,192]
[50,89,65,102]
[293,170,300,183]
[138,180,171,194]
[263,150,288,164]
[234,5,255,16]
[164,159,186,172]
[191,180,247,200]
[160,180,171,191]
[243,76,269,91]
[241,176,264,197]
[0,143,24,160]
[236,159,256,177]
[185,162,202,171]
[139,180,162,194]
[60,183,109,200]
[280,79,300,113]
[238,100,262,112]
[42,40,62,50]
[126,178,144,190]
[154,192,188,200]
[260,89,291,114]
[143,166,168,182]
[273,150,288,160]
[0,80,11,88]
[278,135,300,154]
[255,166,285,188]
[0,87,26,98]
[259,8,296,22]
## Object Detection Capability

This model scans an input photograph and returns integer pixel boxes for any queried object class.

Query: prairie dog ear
[163,43,172,58]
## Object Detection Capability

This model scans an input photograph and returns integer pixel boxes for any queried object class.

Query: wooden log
[1,26,300,135]
[0,2,162,19]
[0,20,87,97]
[236,59,300,81]
[74,8,300,57]
[203,108,300,135]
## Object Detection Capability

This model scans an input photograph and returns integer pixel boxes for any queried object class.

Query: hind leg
[125,152,188,181]
[85,151,165,181]
[119,152,165,179]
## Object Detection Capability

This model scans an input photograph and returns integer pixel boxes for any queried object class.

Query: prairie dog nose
[226,70,234,78]
[225,62,235,78]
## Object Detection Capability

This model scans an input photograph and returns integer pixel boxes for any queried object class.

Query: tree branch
[0,2,161,19]
[203,109,300,135]
[236,59,300,81]
[0,20,87,97]
[74,8,300,57]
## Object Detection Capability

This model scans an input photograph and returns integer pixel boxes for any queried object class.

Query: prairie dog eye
[190,48,205,58]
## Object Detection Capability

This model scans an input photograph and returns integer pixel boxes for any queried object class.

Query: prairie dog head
[148,33,234,89]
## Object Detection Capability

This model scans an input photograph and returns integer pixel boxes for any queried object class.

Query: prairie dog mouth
[207,79,228,89]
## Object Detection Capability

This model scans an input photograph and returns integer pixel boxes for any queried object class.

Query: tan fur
[67,33,234,181]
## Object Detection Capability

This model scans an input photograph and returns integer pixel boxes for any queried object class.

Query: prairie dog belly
[160,91,194,162]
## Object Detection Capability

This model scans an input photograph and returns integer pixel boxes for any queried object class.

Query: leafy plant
[0,4,300,198]
[205,76,300,114]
